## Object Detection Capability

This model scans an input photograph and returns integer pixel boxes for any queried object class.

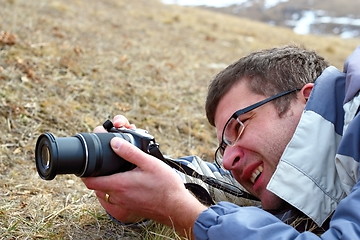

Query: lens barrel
[35,132,135,180]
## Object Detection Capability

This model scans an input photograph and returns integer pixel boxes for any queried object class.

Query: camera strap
[148,144,259,201]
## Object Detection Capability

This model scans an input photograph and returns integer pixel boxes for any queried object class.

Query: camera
[35,120,259,201]
[35,120,158,180]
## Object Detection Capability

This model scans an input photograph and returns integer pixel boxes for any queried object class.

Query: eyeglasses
[215,88,300,168]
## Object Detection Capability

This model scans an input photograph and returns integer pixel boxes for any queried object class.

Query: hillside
[197,0,360,38]
[0,0,358,239]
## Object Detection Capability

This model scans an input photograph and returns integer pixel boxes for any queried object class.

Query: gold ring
[105,193,111,203]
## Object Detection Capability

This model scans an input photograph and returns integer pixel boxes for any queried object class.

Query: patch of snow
[264,0,289,9]
[292,10,360,38]
[293,11,316,35]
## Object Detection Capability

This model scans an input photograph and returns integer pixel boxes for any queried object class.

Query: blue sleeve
[194,180,360,240]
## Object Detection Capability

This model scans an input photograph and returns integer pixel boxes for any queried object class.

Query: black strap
[148,144,259,201]
[184,183,215,205]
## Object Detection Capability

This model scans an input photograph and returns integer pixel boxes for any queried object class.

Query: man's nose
[222,145,243,170]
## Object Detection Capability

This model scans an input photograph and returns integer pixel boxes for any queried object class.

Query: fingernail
[111,137,122,150]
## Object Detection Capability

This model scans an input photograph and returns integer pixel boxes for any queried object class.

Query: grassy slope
[0,0,358,239]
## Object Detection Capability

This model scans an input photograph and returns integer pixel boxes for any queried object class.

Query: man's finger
[113,115,135,129]
[93,125,107,133]
[110,137,158,169]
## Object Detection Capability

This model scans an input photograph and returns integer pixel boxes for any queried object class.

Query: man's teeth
[250,165,263,184]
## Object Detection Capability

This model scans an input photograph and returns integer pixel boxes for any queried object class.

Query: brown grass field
[0,0,359,239]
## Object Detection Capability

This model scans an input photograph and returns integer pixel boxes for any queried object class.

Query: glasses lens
[223,118,244,146]
[215,145,225,168]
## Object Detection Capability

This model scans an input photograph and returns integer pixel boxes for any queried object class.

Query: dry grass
[0,0,358,239]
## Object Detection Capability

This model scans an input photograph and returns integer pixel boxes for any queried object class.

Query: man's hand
[82,117,207,236]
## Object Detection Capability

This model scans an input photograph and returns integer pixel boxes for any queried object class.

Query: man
[82,45,360,239]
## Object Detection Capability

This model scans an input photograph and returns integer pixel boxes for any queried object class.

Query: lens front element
[41,145,51,170]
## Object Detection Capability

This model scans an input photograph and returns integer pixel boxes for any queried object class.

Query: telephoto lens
[35,129,155,180]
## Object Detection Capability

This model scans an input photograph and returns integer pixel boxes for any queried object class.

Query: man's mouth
[250,165,263,184]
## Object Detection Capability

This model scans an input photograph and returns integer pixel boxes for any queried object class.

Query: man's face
[214,80,305,210]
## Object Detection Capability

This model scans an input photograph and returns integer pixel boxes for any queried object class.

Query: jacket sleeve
[194,179,360,240]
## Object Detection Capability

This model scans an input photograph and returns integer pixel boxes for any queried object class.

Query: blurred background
[163,0,360,38]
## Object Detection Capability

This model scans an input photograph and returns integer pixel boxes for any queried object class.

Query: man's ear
[300,83,314,102]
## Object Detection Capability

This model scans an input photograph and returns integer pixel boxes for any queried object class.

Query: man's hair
[205,45,329,126]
